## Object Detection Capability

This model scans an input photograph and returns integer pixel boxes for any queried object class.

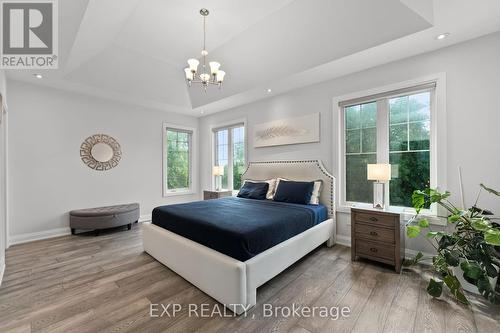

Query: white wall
[7,80,199,241]
[200,31,500,253]
[0,70,6,282]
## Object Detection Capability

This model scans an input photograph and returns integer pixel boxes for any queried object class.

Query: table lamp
[367,164,391,209]
[213,166,224,191]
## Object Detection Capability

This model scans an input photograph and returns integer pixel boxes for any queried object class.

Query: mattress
[152,196,328,261]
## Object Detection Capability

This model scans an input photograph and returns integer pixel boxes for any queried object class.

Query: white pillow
[309,180,322,205]
[275,178,322,205]
[243,179,277,200]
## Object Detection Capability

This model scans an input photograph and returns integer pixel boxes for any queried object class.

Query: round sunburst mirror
[80,134,121,171]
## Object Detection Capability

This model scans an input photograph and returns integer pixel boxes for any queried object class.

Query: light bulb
[209,61,220,75]
[216,70,225,82]
[187,58,199,72]
[200,73,210,82]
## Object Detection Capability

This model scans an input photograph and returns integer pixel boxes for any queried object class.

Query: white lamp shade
[216,70,226,82]
[209,61,220,75]
[187,58,199,72]
[184,68,193,80]
[367,164,391,181]
[213,166,224,176]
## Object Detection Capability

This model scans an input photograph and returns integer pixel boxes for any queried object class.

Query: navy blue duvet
[152,196,328,261]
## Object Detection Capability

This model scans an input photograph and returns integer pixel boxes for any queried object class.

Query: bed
[142,160,336,314]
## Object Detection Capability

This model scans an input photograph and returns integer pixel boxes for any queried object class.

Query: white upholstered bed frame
[142,160,336,314]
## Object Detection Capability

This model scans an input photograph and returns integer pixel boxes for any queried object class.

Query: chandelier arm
[190,79,219,85]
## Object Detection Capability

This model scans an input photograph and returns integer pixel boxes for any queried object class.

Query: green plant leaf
[403,251,425,267]
[441,191,452,200]
[427,279,443,298]
[485,263,499,279]
[444,250,460,267]
[480,183,500,196]
[477,276,492,295]
[402,259,414,267]
[418,219,430,228]
[443,274,460,290]
[407,225,421,238]
[433,254,448,274]
[460,261,483,280]
[443,275,469,305]
[448,214,461,223]
[427,189,451,203]
[488,292,500,305]
[438,235,457,248]
[412,191,426,213]
[426,231,444,238]
[471,218,491,231]
[484,229,500,246]
[438,234,458,249]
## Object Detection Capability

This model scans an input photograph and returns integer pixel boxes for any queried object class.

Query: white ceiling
[6,0,500,116]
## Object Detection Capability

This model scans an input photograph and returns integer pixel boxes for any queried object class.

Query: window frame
[334,74,447,224]
[162,123,197,197]
[210,119,247,192]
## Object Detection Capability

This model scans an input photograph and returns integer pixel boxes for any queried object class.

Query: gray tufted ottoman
[70,203,140,236]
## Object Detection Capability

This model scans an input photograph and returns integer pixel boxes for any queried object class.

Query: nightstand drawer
[356,241,395,263]
[355,223,395,243]
[354,212,396,228]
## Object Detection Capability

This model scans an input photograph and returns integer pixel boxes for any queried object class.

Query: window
[345,102,377,203]
[341,83,435,208]
[163,125,193,195]
[213,123,246,191]
[389,93,431,207]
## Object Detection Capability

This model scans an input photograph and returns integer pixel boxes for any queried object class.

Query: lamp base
[373,182,386,209]
[215,175,222,192]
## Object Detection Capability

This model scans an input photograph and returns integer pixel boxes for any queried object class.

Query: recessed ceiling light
[436,33,450,40]
[33,74,43,79]
[267,88,272,93]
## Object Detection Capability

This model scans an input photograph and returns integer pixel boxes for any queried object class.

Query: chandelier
[184,8,225,90]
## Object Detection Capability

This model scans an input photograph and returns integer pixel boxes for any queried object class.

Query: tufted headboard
[241,160,336,217]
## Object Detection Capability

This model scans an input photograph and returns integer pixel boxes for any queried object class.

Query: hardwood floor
[0,225,498,333]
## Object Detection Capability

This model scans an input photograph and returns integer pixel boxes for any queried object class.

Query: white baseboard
[9,227,72,246]
[336,234,351,247]
[139,214,151,223]
[334,234,434,262]
[0,260,5,287]
[9,214,152,246]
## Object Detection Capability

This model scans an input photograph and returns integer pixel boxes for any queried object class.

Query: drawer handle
[369,217,378,222]
[369,231,378,236]
[370,247,378,253]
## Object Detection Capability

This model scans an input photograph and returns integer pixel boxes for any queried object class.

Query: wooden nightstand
[203,190,233,200]
[351,207,404,273]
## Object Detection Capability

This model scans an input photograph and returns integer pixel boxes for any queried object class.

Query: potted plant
[404,184,500,305]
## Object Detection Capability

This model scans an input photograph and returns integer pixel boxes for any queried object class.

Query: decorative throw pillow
[309,180,323,205]
[275,178,322,205]
[273,180,315,205]
[237,181,269,200]
[243,179,277,199]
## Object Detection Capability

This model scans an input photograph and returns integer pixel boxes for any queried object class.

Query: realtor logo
[1,0,58,68]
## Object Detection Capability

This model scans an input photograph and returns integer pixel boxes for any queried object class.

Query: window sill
[163,190,196,197]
